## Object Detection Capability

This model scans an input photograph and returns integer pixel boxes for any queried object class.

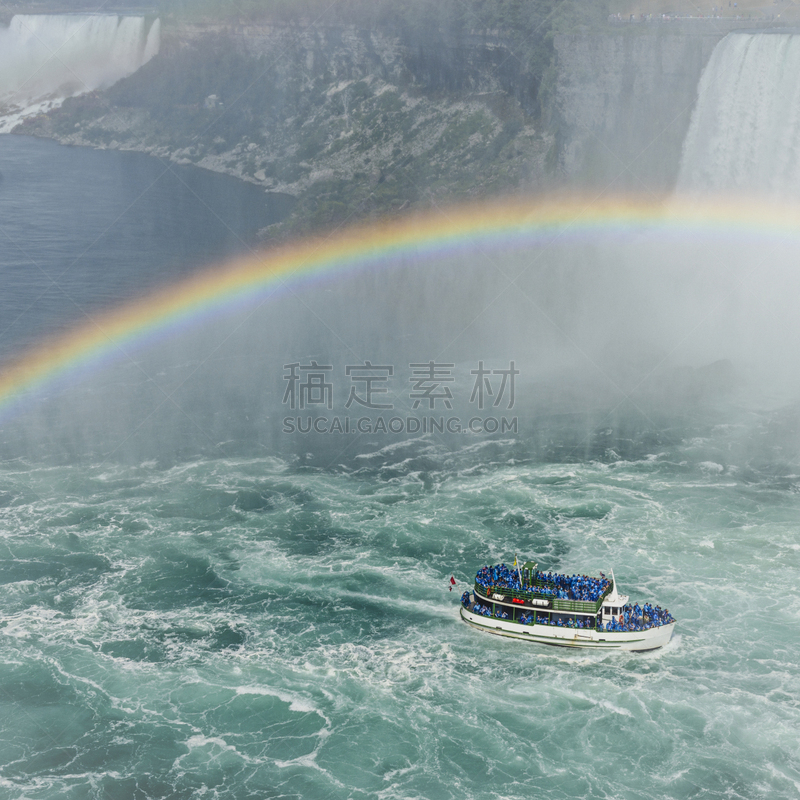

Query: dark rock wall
[553,31,723,193]
[169,22,535,102]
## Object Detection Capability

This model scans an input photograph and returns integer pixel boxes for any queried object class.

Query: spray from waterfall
[0,14,160,133]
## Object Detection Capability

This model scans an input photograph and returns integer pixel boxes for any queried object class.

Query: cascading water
[0,14,160,133]
[677,32,800,197]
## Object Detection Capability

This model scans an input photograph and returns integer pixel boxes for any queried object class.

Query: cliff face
[19,21,550,236]
[16,20,746,231]
[553,30,723,192]
[221,22,534,101]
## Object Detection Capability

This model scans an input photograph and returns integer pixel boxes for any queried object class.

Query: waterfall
[0,14,160,133]
[677,33,800,198]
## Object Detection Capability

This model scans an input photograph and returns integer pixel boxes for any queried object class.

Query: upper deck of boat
[475,561,613,615]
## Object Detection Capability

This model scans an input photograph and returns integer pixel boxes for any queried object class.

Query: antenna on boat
[608,568,618,601]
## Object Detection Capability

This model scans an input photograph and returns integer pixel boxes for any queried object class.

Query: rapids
[1,436,798,800]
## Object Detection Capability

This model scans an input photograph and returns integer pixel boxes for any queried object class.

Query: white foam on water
[2,434,800,799]
[699,539,715,549]
[182,734,245,755]
[234,685,322,716]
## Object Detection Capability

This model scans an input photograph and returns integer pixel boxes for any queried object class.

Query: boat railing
[474,580,613,614]
[551,598,601,613]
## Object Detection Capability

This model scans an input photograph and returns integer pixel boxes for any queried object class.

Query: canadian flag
[449,576,456,591]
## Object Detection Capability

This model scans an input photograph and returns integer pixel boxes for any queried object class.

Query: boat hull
[460,605,675,651]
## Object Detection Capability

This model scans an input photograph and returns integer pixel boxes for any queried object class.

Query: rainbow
[1,195,800,423]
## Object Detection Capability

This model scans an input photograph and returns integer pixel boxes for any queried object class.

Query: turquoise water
[1,136,800,799]
[0,136,293,361]
[2,434,800,799]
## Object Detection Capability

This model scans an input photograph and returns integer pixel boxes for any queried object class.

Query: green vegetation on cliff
[16,0,608,237]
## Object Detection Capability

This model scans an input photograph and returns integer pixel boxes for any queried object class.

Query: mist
[5,200,800,466]
[3,9,800,467]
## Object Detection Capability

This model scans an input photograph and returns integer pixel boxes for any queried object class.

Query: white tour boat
[459,559,675,651]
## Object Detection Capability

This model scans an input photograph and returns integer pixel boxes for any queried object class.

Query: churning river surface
[1,135,800,800]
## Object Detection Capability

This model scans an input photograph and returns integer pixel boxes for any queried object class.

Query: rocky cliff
[18,20,552,236]
[16,18,775,231]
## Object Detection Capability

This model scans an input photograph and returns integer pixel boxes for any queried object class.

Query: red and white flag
[449,576,456,591]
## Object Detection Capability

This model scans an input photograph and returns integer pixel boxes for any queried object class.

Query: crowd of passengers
[475,563,611,602]
[602,602,675,631]
[462,592,675,631]
[470,601,508,619]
